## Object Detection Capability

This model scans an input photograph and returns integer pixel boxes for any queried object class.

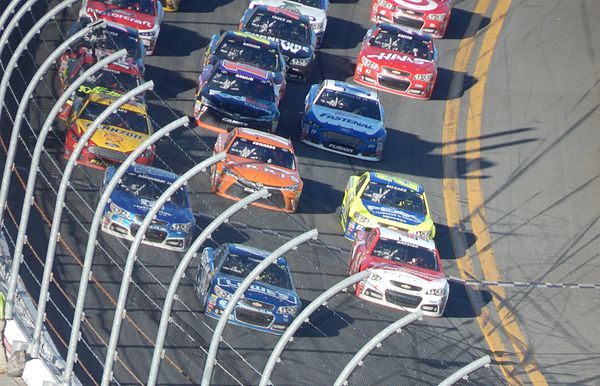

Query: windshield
[118,171,189,208]
[216,39,280,72]
[80,101,149,134]
[372,239,438,271]
[208,69,274,101]
[95,0,155,15]
[220,252,292,289]
[228,137,295,170]
[74,69,140,91]
[370,29,433,61]
[315,89,381,120]
[361,181,425,214]
[100,29,142,58]
[246,10,309,46]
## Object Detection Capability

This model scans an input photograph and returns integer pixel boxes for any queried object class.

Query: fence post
[146,188,270,386]
[99,152,227,385]
[260,270,371,386]
[0,0,80,227]
[438,355,491,386]
[58,81,154,385]
[333,311,424,386]
[3,20,109,321]
[202,229,318,386]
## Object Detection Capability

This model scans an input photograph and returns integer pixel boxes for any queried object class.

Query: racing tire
[195,283,207,313]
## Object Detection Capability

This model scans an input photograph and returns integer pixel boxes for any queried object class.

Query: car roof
[368,172,424,194]
[322,79,379,101]
[224,30,279,50]
[227,243,289,267]
[378,227,436,250]
[234,127,293,149]
[253,4,312,24]
[218,59,271,81]
[126,164,180,184]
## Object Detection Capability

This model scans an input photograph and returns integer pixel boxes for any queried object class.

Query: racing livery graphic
[249,0,330,47]
[239,5,316,83]
[210,127,302,213]
[80,0,164,55]
[203,31,287,102]
[194,60,280,133]
[195,243,301,334]
[301,79,386,161]
[64,94,154,169]
[354,23,438,99]
[370,0,451,39]
[100,164,195,251]
[341,171,436,240]
[348,227,448,317]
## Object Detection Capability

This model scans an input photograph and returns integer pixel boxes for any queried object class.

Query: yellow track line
[464,1,548,385]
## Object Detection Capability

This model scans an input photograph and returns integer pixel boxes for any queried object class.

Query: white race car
[249,0,330,47]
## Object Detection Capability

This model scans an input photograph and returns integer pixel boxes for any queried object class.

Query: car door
[196,247,216,309]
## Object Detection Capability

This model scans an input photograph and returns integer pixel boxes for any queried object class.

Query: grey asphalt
[2,0,598,384]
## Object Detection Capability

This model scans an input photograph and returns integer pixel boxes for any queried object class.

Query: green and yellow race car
[340,171,435,241]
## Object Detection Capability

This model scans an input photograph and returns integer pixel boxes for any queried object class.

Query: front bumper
[300,122,382,161]
[101,213,191,252]
[194,101,277,133]
[354,65,435,100]
[285,61,313,83]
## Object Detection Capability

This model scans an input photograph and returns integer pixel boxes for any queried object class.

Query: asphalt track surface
[1,0,599,385]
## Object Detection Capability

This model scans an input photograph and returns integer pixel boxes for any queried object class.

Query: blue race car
[193,59,280,133]
[195,243,301,334]
[100,164,195,252]
[300,79,386,161]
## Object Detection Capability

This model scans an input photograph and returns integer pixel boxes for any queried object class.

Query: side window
[356,173,368,195]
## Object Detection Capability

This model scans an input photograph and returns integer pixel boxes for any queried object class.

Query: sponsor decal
[327,143,354,153]
[235,73,254,81]
[78,85,122,98]
[319,112,374,129]
[364,204,423,225]
[88,7,153,28]
[249,32,309,54]
[98,126,144,140]
[251,141,276,149]
[367,53,426,64]
[393,0,438,12]
[222,117,245,125]
[104,133,123,143]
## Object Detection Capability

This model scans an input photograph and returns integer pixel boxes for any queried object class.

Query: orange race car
[210,127,303,213]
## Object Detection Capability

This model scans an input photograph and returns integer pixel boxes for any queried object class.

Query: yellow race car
[340,171,435,241]
[64,94,154,169]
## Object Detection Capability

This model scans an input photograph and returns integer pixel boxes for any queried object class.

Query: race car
[348,227,448,317]
[193,60,280,133]
[80,0,164,55]
[354,23,438,100]
[210,127,302,213]
[64,93,154,169]
[159,0,180,12]
[249,0,329,47]
[195,243,301,334]
[239,5,316,83]
[57,64,143,120]
[58,17,146,84]
[100,164,195,251]
[203,31,287,102]
[370,0,451,39]
[340,171,435,241]
[301,79,386,161]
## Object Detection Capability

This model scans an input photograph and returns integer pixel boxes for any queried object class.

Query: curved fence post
[0,0,40,60]
[438,355,491,386]
[0,0,24,38]
[202,229,319,386]
[146,188,270,386]
[260,270,371,386]
[0,0,80,227]
[100,152,226,385]
[334,311,424,386]
[3,20,109,321]
[58,81,154,385]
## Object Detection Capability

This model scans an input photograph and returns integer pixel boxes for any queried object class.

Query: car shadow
[293,303,354,337]
[434,223,477,260]
[194,213,250,246]
[445,7,491,40]
[155,23,210,56]
[297,177,344,215]
[443,280,492,318]
[177,0,234,13]
[431,68,478,101]
[145,65,198,98]
[320,16,366,50]
[312,51,356,82]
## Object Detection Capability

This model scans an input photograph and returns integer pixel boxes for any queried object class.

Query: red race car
[370,0,451,39]
[348,227,448,317]
[354,23,438,100]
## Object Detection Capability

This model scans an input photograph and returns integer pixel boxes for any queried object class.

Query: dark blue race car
[195,243,301,334]
[301,79,386,161]
[100,164,195,251]
[193,59,280,133]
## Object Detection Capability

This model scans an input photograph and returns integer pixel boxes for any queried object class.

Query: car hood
[370,263,446,286]
[245,31,311,58]
[216,276,299,305]
[362,46,436,73]
[253,0,326,24]
[362,200,426,226]
[389,0,450,14]
[85,1,156,30]
[110,188,193,223]
[309,105,383,136]
[225,155,301,188]
[203,90,276,119]
[76,120,148,153]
